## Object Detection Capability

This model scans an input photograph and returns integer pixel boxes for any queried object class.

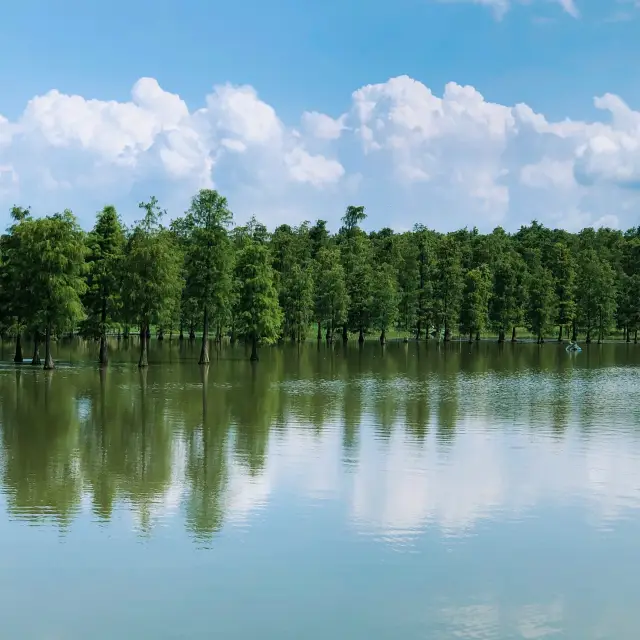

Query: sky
[1,0,640,233]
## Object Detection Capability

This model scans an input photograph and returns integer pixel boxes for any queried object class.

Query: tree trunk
[199,306,210,365]
[380,328,386,345]
[444,320,450,342]
[250,335,259,361]
[475,331,480,341]
[43,324,55,370]
[571,321,577,342]
[157,329,164,341]
[31,331,41,366]
[511,326,517,342]
[558,325,563,342]
[14,333,23,363]
[358,327,365,344]
[317,322,322,341]
[469,331,473,343]
[585,328,591,344]
[99,300,108,366]
[498,330,505,343]
[139,324,149,367]
[325,324,331,342]
[179,324,184,341]
[625,326,631,343]
[123,325,130,339]
[342,325,348,343]
[635,330,638,344]
[415,320,422,341]
[189,324,196,340]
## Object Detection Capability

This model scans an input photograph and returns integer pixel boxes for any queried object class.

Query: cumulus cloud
[2,74,640,231]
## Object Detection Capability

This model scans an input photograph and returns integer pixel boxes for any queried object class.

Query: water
[0,338,639,639]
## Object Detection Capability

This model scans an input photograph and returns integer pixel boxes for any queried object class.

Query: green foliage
[122,198,184,366]
[370,262,399,341]
[314,246,348,337]
[433,235,464,340]
[234,236,282,359]
[81,206,126,345]
[460,264,492,340]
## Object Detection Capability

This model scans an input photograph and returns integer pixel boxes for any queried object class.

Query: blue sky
[1,0,639,232]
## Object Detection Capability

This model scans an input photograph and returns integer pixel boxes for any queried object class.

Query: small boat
[566,342,582,352]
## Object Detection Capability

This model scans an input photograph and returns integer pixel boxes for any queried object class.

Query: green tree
[549,242,576,342]
[526,253,556,343]
[234,233,282,361]
[0,206,34,363]
[180,189,234,364]
[460,264,492,342]
[82,206,126,365]
[433,235,464,340]
[20,211,87,369]
[576,249,617,343]
[490,251,527,342]
[370,262,399,344]
[314,246,348,341]
[122,197,183,367]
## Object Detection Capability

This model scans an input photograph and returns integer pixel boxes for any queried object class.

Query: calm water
[1,339,640,639]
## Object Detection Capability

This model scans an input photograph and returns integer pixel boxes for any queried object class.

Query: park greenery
[1,189,638,368]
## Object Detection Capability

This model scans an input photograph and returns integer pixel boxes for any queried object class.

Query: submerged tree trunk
[189,324,196,341]
[250,335,259,361]
[179,324,184,341]
[626,326,631,343]
[475,331,481,341]
[498,330,505,343]
[317,322,322,341]
[199,306,210,365]
[571,321,578,342]
[14,333,23,363]
[468,331,473,343]
[43,324,55,370]
[380,328,386,345]
[31,331,41,366]
[139,324,149,367]
[358,327,365,344]
[342,325,348,343]
[157,329,164,341]
[585,328,592,344]
[558,325,563,342]
[511,326,517,343]
[415,320,422,341]
[635,329,638,344]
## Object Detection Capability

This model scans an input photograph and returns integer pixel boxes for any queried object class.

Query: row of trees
[1,190,637,368]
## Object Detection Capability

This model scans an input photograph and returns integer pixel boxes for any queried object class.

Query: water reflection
[0,340,638,543]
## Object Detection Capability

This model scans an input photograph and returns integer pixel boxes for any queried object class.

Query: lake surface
[0,339,639,639]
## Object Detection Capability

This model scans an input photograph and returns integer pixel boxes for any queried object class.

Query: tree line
[1,189,638,369]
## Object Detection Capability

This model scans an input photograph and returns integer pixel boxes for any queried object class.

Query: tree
[490,251,527,342]
[282,263,314,342]
[82,206,126,365]
[549,242,576,342]
[122,197,183,367]
[526,252,556,343]
[234,234,282,361]
[0,206,34,363]
[576,249,617,343]
[20,211,87,369]
[460,265,492,342]
[314,246,348,341]
[370,262,399,344]
[433,235,464,340]
[180,190,234,365]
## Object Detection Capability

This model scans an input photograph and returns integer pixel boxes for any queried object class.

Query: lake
[0,338,639,639]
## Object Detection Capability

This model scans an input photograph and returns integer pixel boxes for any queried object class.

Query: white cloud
[2,74,640,231]
[301,111,347,140]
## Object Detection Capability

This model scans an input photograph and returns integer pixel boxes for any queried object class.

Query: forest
[0,189,637,369]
